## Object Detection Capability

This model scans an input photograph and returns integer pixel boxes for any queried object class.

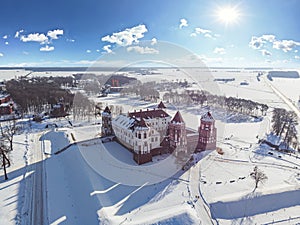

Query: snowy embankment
[44,123,208,224]
[46,142,200,225]
[210,188,300,219]
[0,132,33,225]
[39,124,102,155]
[40,129,70,155]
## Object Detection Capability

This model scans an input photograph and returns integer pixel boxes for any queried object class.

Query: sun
[216,5,241,26]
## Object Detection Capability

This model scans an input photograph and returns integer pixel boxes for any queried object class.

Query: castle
[101,102,217,164]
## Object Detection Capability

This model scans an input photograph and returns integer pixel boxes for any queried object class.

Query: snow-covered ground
[1,68,300,225]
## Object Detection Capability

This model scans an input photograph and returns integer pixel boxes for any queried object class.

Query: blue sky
[0,0,299,68]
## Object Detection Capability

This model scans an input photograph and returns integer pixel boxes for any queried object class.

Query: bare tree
[0,117,18,151]
[72,92,95,121]
[250,166,268,190]
[0,143,10,180]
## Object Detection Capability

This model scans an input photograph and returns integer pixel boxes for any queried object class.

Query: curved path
[189,162,214,225]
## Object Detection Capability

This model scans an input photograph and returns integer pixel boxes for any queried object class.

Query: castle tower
[196,112,217,151]
[169,111,187,154]
[101,106,113,136]
[157,101,166,109]
[133,118,152,164]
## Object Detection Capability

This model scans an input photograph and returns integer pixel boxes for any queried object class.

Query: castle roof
[201,111,214,122]
[103,106,111,113]
[171,111,185,124]
[136,117,148,128]
[157,101,166,109]
[129,109,170,119]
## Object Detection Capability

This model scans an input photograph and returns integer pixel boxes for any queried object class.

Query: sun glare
[216,5,241,25]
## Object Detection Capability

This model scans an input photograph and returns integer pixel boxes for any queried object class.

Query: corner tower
[169,111,187,154]
[101,106,113,136]
[196,112,217,151]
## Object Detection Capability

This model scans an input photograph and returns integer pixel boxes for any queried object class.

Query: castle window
[138,133,141,139]
[144,133,147,138]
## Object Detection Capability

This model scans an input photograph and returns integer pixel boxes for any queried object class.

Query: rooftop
[157,101,166,109]
[171,111,185,124]
[129,108,170,119]
[201,111,214,122]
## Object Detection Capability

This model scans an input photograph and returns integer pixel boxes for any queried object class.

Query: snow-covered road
[262,76,300,118]
[23,132,48,225]
[189,162,214,225]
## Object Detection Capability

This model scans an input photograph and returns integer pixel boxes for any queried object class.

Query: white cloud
[102,45,112,54]
[151,38,157,45]
[295,55,300,59]
[273,39,300,52]
[249,35,276,49]
[101,24,148,46]
[47,29,64,39]
[193,27,218,39]
[249,34,300,53]
[23,51,29,55]
[127,46,159,54]
[195,28,211,34]
[213,47,226,55]
[15,29,24,38]
[21,33,49,43]
[295,50,298,53]
[40,45,54,52]
[5,42,8,45]
[204,33,213,38]
[179,18,188,29]
[67,38,75,42]
[86,49,91,53]
[3,35,8,39]
[249,36,265,49]
[0,53,3,57]
[261,34,276,42]
[260,49,272,56]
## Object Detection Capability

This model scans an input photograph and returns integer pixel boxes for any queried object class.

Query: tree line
[163,90,268,117]
[5,77,74,115]
[120,81,160,101]
[271,108,298,150]
[0,116,20,180]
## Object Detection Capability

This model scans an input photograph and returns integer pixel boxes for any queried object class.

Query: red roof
[201,111,214,121]
[103,106,111,113]
[157,101,166,109]
[136,117,148,127]
[171,111,185,123]
[129,109,170,119]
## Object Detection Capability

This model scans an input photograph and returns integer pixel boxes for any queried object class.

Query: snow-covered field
[0,68,300,225]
